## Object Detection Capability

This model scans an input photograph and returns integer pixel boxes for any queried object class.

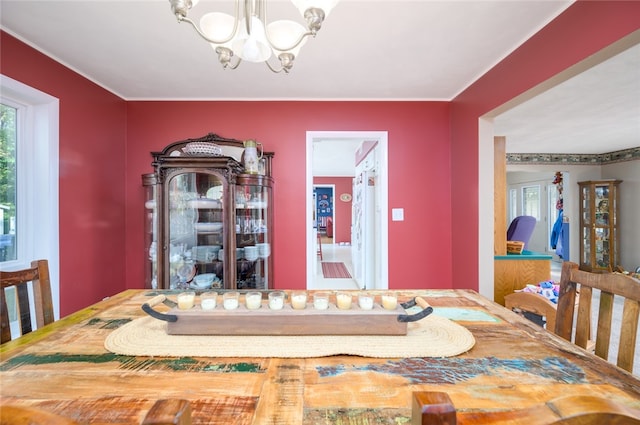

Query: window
[522,185,540,220]
[0,103,17,261]
[0,74,60,320]
[509,188,517,224]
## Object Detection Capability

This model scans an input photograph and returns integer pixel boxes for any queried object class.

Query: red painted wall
[125,101,453,291]
[314,177,353,244]
[449,1,640,289]
[1,32,127,316]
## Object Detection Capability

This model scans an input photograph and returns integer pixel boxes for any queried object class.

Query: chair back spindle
[0,259,54,343]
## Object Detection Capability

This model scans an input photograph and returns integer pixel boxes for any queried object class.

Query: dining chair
[0,399,192,425]
[0,259,54,343]
[554,261,640,373]
[504,288,597,353]
[504,291,557,331]
[412,391,640,424]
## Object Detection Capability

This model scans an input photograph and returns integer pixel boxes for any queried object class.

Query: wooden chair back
[0,259,54,343]
[412,391,640,424]
[554,261,640,373]
[504,291,557,331]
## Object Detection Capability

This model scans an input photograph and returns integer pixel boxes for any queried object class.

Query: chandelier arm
[265,61,285,74]
[267,30,314,52]
[173,0,242,45]
[178,15,241,45]
[260,1,315,52]
[255,0,316,53]
[227,58,242,70]
[244,0,253,34]
[255,0,263,20]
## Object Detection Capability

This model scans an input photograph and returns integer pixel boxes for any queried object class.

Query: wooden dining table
[1,289,639,424]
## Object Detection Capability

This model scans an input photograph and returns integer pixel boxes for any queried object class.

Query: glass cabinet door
[580,184,592,268]
[579,180,621,272]
[166,171,227,290]
[235,175,273,290]
[142,174,158,289]
[593,183,611,270]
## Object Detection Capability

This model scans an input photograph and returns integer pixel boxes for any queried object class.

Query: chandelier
[169,0,339,73]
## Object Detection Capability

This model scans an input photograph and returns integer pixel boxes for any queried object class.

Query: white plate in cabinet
[245,201,267,208]
[194,222,223,233]
[189,198,222,209]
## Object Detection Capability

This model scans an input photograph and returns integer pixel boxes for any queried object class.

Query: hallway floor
[308,242,359,290]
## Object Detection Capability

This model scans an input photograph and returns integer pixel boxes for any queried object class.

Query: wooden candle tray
[142,295,433,336]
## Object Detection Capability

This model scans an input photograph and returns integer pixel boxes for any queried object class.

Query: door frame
[305,131,389,289]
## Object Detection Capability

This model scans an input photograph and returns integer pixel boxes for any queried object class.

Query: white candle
[269,298,284,310]
[336,293,352,310]
[291,291,307,310]
[382,294,398,310]
[245,292,262,310]
[201,298,216,310]
[314,296,329,310]
[223,298,239,310]
[223,292,239,310]
[200,292,217,310]
[358,294,374,310]
[314,298,329,310]
[177,292,195,310]
[269,294,285,310]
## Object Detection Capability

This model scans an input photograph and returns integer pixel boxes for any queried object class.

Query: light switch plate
[392,208,404,221]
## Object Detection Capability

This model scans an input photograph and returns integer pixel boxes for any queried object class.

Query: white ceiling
[313,138,363,177]
[493,41,640,155]
[0,0,573,100]
[2,0,638,176]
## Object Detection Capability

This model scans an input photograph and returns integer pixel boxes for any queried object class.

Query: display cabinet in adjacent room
[578,179,621,272]
[143,133,274,290]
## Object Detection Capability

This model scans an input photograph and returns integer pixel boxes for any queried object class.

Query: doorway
[313,185,335,243]
[305,131,389,290]
[507,172,566,258]
[507,176,549,253]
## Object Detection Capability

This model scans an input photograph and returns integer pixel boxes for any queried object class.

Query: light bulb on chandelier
[169,0,339,73]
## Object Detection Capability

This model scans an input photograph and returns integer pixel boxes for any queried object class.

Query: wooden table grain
[1,289,639,424]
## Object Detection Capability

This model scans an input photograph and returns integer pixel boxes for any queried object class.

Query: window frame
[508,188,517,224]
[0,74,60,320]
[521,184,541,220]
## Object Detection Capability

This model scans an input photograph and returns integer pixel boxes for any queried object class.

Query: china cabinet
[578,180,621,272]
[143,133,274,290]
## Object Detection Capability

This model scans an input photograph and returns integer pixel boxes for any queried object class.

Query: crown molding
[507,147,640,165]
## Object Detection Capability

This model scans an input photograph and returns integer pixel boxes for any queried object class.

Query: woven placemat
[105,313,475,358]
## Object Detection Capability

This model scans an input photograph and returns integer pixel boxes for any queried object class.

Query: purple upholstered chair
[506,215,537,250]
